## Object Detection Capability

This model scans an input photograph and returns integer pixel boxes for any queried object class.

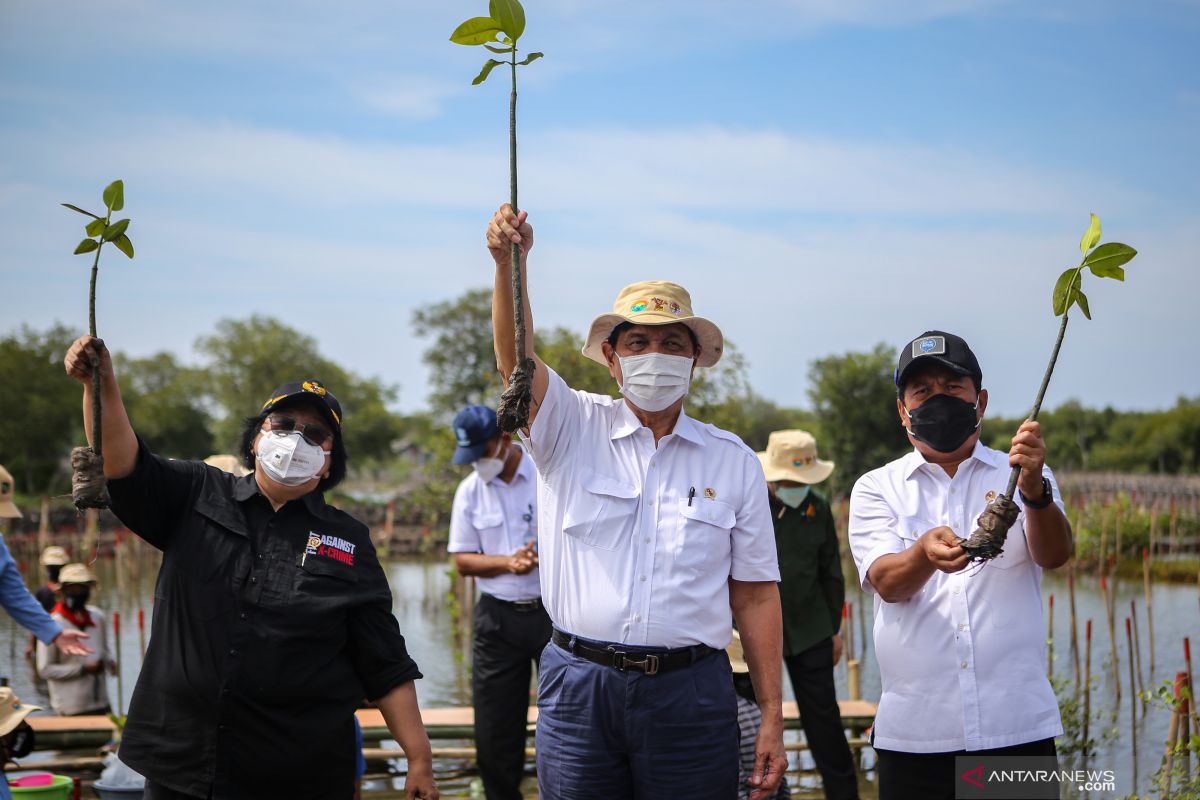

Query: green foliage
[412,288,504,418]
[114,352,215,459]
[450,0,541,86]
[808,344,909,492]
[1051,674,1117,759]
[102,179,124,213]
[1053,213,1135,318]
[0,324,82,495]
[195,315,401,461]
[65,179,135,265]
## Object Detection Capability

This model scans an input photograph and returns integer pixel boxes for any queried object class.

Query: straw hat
[58,562,98,586]
[757,430,834,485]
[0,464,22,519]
[40,546,70,567]
[726,629,749,674]
[0,687,41,737]
[581,281,724,368]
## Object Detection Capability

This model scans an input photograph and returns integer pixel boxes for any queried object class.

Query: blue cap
[451,405,498,464]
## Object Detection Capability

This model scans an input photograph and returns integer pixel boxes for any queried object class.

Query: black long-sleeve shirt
[108,439,421,799]
[772,490,846,657]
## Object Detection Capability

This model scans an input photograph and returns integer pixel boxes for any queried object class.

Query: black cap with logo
[894,330,983,390]
[260,380,343,429]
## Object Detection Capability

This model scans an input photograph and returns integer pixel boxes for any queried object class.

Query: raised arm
[487,204,548,426]
[64,336,138,479]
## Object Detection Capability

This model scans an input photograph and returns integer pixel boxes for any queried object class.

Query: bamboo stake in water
[1131,600,1146,715]
[1144,547,1156,679]
[1126,617,1138,788]
[1047,593,1055,679]
[1186,638,1199,736]
[112,611,123,716]
[1115,504,1123,560]
[1101,575,1121,704]
[137,607,146,662]
[1099,505,1109,572]
[1182,675,1193,785]
[1150,501,1159,557]
[1084,619,1093,759]
[1163,675,1182,799]
[1069,564,1081,689]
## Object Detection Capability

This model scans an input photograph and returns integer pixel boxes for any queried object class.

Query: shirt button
[960,661,968,669]
[250,576,258,584]
[958,623,965,631]
[644,537,650,544]
[639,575,647,582]
[239,613,247,620]
[257,554,264,560]
[953,587,961,595]
[633,614,641,622]
[229,649,239,656]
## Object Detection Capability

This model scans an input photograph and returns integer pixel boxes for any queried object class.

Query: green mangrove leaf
[103,180,124,212]
[74,238,99,255]
[451,17,503,45]
[484,44,514,53]
[102,218,130,242]
[1074,289,1092,320]
[517,52,543,66]
[473,59,505,85]
[1084,242,1136,280]
[63,203,101,219]
[86,218,107,237]
[1079,213,1101,253]
[489,0,526,40]
[113,233,135,259]
[1052,267,1077,316]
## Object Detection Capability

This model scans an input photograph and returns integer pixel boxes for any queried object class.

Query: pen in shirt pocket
[687,486,696,506]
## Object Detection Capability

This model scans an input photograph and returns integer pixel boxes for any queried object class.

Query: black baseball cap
[894,331,983,390]
[451,404,498,464]
[260,380,343,429]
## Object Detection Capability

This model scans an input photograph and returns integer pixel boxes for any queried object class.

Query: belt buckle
[633,654,660,676]
[606,646,628,671]
[606,647,659,675]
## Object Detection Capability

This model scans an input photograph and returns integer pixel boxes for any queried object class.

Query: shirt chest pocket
[673,498,736,573]
[472,511,508,552]
[562,471,640,551]
[293,557,360,618]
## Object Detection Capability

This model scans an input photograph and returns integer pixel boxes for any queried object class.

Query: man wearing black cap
[447,404,549,800]
[847,331,1072,800]
[63,335,439,800]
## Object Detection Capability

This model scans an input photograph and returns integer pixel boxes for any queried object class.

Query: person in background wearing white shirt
[487,204,786,800]
[37,562,117,716]
[848,330,1072,800]
[447,403,550,800]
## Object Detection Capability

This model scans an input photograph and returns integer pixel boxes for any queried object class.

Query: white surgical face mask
[256,430,329,487]
[775,485,811,509]
[617,353,694,412]
[473,457,505,482]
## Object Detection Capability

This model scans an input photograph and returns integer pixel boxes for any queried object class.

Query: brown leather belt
[551,628,715,676]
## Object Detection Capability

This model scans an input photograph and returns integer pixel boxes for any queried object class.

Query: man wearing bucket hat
[446,403,549,800]
[757,431,858,800]
[488,205,784,800]
[0,465,93,662]
[35,546,71,612]
[847,331,1071,800]
[63,335,439,800]
[37,562,117,716]
[1,687,43,798]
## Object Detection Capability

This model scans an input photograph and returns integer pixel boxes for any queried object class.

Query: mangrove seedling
[63,180,135,510]
[960,214,1136,561]
[450,0,543,432]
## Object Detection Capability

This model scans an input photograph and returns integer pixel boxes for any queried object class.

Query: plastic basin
[91,782,145,800]
[8,774,72,798]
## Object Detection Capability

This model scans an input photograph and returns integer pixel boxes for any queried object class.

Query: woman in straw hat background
[487,204,785,800]
[0,687,43,798]
[758,431,859,800]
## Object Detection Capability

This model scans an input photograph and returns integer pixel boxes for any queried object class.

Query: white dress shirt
[447,448,542,602]
[849,441,1064,753]
[522,367,779,650]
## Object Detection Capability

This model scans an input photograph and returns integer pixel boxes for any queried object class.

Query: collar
[609,400,705,446]
[902,438,991,479]
[234,472,326,514]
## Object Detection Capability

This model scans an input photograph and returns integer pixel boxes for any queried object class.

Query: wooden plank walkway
[28,700,876,750]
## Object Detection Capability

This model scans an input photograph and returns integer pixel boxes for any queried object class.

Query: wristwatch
[1019,475,1054,510]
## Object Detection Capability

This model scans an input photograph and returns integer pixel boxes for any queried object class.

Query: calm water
[2,546,1197,798]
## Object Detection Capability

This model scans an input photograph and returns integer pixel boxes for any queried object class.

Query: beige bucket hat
[581,280,724,368]
[58,562,98,585]
[757,430,834,485]
[0,687,41,737]
[0,464,22,519]
[40,546,70,567]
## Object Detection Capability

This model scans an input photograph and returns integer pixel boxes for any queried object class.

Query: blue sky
[3,0,1198,418]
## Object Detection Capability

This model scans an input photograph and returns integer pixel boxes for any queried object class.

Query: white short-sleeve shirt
[447,449,541,602]
[522,367,779,650]
[848,441,1065,753]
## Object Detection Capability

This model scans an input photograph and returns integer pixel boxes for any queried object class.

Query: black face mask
[65,589,90,610]
[904,392,980,453]
[5,720,35,759]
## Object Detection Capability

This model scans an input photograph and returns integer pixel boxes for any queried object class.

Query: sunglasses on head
[263,413,334,448]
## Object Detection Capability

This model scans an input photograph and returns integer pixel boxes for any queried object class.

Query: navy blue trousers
[535,638,739,800]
